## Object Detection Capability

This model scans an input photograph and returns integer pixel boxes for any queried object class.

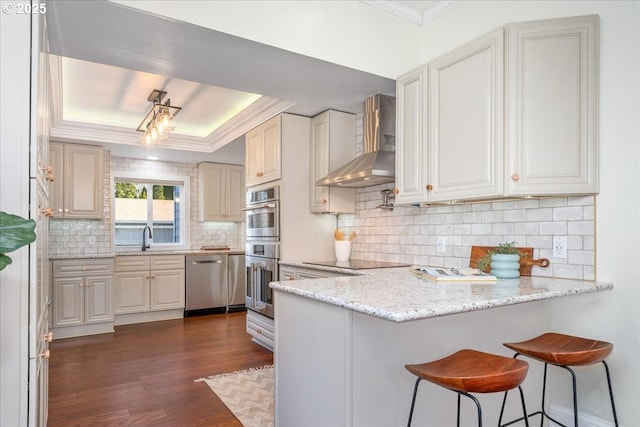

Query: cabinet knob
[392,188,400,195]
[41,208,54,217]
[426,184,434,191]
[44,332,53,342]
[288,277,295,281]
[79,282,84,287]
[511,173,520,181]
[82,267,87,271]
[256,172,264,177]
[321,198,327,204]
[150,275,155,279]
[64,208,69,213]
[39,350,51,359]
[58,208,63,213]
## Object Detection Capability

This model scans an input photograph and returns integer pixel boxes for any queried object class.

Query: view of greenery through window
[114,181,181,246]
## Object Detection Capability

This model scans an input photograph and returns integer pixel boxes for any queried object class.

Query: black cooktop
[303,260,411,270]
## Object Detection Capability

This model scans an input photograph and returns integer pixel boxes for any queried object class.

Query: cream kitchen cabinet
[198,162,245,222]
[246,115,281,187]
[114,255,185,325]
[505,15,599,195]
[309,110,356,213]
[394,15,598,204]
[49,142,104,219]
[51,258,114,338]
[395,65,428,205]
[246,308,274,351]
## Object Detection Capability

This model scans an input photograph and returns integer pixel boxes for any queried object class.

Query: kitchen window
[112,173,190,250]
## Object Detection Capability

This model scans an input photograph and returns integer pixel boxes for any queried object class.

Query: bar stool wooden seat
[499,332,619,427]
[405,349,530,427]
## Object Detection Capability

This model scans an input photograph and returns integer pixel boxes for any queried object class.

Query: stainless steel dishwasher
[227,254,246,312]
[185,254,228,316]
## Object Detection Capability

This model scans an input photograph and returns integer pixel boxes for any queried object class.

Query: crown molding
[361,0,424,25]
[361,0,462,26]
[422,1,462,24]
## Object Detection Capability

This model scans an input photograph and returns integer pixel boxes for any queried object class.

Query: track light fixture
[136,89,182,146]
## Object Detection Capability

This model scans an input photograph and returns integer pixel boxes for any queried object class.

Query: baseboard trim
[549,404,614,427]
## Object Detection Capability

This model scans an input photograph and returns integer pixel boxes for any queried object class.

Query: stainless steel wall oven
[244,185,279,239]
[245,241,278,318]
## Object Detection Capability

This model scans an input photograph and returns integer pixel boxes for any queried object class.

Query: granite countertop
[270,269,613,322]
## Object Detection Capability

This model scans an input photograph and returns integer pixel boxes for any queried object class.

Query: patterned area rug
[196,365,274,427]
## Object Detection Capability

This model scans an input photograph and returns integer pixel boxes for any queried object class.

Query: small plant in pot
[477,241,528,279]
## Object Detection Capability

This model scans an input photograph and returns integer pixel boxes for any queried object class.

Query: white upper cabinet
[246,115,282,187]
[395,66,428,205]
[428,28,505,202]
[309,110,356,213]
[395,15,599,205]
[50,142,104,219]
[506,15,599,195]
[198,162,245,222]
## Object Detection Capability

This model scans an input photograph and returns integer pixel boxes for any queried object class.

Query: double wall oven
[244,185,279,319]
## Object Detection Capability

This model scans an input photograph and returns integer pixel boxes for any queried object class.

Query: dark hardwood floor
[48,312,273,426]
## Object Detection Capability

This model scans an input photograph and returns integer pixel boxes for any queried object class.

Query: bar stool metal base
[499,354,619,427]
[407,378,531,427]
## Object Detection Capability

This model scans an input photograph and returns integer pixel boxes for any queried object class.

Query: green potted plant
[477,241,528,278]
[0,211,36,271]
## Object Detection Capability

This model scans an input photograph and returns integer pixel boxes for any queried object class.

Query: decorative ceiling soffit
[47,55,295,152]
[361,0,462,25]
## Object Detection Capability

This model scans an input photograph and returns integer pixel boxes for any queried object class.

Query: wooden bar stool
[405,349,530,427]
[499,332,619,427]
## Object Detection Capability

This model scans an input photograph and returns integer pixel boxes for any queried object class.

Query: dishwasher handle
[192,259,223,264]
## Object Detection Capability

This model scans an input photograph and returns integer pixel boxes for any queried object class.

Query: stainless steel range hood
[317,94,396,188]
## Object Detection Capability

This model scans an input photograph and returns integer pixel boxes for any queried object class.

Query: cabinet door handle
[44,332,53,342]
[321,198,327,204]
[256,172,264,177]
[393,188,400,195]
[511,173,520,181]
[426,184,434,191]
[41,208,54,217]
[39,350,51,359]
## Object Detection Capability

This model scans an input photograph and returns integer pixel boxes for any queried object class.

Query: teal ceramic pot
[490,253,521,278]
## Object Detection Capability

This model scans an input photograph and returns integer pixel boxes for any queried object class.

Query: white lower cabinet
[51,258,114,338]
[114,255,185,325]
[246,309,274,351]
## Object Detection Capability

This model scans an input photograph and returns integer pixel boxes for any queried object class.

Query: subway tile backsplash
[337,184,595,280]
[49,151,240,258]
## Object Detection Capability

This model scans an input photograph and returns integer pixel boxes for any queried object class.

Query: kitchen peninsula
[271,270,613,426]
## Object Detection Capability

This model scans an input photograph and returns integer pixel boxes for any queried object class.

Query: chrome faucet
[142,225,152,251]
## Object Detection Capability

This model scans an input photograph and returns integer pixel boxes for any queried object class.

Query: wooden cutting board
[469,245,534,276]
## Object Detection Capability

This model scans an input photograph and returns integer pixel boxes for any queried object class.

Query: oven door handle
[242,203,276,211]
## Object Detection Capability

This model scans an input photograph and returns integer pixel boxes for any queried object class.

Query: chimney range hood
[316,94,396,188]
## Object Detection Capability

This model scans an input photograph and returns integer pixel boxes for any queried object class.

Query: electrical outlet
[437,236,446,253]
[88,236,96,246]
[553,236,567,258]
